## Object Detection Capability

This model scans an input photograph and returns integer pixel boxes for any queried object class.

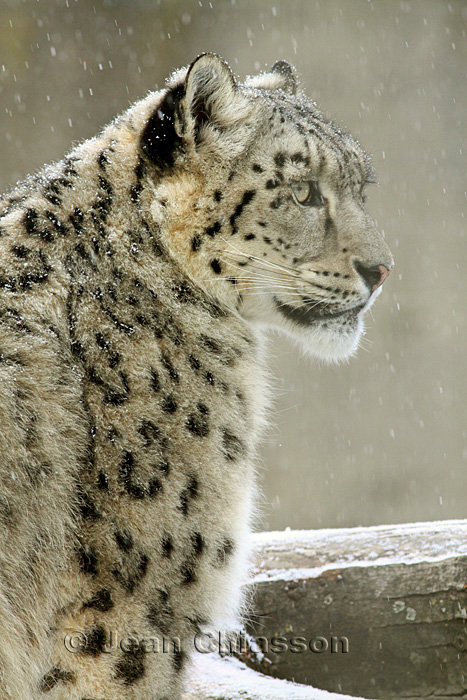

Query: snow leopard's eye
[291,181,326,207]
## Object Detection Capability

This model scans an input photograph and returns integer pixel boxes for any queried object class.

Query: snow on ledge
[184,653,372,700]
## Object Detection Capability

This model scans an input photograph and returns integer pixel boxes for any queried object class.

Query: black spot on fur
[230,189,256,233]
[252,163,263,173]
[191,234,202,251]
[138,419,160,447]
[186,403,210,437]
[161,353,179,383]
[188,354,200,371]
[69,207,84,234]
[216,537,235,566]
[83,588,114,612]
[274,152,286,168]
[140,85,184,170]
[148,477,162,498]
[130,183,142,202]
[78,489,101,521]
[23,208,54,242]
[78,545,98,576]
[115,528,134,552]
[112,553,149,593]
[214,189,222,202]
[104,389,127,406]
[115,647,146,685]
[173,649,187,672]
[97,472,109,490]
[45,210,68,236]
[204,370,215,385]
[180,560,196,585]
[192,531,205,555]
[210,259,222,274]
[11,244,31,258]
[198,334,222,354]
[161,533,173,558]
[83,625,107,656]
[161,394,177,414]
[244,233,255,240]
[270,196,282,209]
[173,280,197,304]
[221,429,246,462]
[150,367,160,392]
[179,475,199,516]
[147,589,174,635]
[205,221,221,237]
[39,667,75,692]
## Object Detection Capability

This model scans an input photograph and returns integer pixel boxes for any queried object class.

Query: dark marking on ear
[140,85,185,170]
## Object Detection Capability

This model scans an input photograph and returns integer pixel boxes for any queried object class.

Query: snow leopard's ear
[141,53,251,168]
[245,60,297,96]
[184,53,239,135]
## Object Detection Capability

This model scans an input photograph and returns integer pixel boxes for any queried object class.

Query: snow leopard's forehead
[242,86,374,194]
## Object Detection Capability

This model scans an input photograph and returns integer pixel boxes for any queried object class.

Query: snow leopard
[0,54,393,699]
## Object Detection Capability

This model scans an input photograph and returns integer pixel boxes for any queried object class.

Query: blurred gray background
[0,0,465,531]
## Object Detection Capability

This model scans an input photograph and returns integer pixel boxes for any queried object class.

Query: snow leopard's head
[139,53,393,361]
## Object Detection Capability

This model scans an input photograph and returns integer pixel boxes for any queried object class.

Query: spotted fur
[0,54,392,699]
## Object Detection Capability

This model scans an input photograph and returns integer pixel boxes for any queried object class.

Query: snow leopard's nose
[355,263,392,292]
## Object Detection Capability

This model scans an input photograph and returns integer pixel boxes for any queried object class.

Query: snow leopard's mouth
[273,297,366,327]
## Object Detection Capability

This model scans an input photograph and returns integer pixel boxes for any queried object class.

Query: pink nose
[372,264,392,292]
[355,263,393,292]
